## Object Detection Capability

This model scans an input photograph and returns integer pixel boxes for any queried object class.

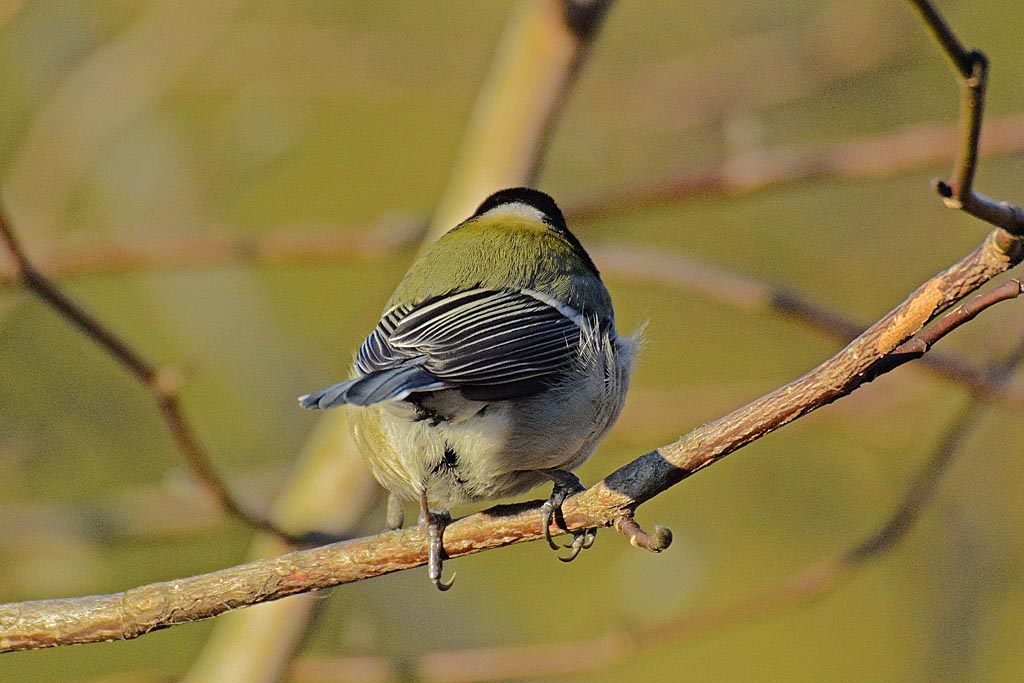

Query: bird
[298,187,638,590]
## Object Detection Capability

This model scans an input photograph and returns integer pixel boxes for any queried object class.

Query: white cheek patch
[478,202,549,224]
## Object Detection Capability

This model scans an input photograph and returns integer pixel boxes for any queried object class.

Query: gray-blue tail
[298,366,443,410]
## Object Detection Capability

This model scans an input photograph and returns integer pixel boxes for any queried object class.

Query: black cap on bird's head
[472,187,567,231]
[471,187,599,276]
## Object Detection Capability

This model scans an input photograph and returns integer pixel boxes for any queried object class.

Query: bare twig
[592,244,1024,408]
[0,204,321,545]
[0,210,154,382]
[862,278,1023,379]
[566,112,1024,221]
[2,220,1021,652]
[907,0,974,76]
[633,323,1024,654]
[907,0,1024,234]
[0,218,424,289]
[0,469,270,544]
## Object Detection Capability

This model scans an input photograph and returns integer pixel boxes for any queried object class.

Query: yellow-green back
[386,214,614,319]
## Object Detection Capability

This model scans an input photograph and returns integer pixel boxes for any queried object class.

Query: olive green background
[2,1,1024,681]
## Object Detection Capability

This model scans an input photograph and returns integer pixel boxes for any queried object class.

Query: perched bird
[299,187,637,590]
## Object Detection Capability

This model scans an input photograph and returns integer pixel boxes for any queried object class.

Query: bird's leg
[418,492,455,591]
[539,469,596,561]
[385,491,405,531]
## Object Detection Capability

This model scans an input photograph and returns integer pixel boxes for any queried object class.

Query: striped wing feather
[356,289,581,401]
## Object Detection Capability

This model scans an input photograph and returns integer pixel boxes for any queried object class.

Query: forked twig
[0,205,325,545]
[908,0,1024,235]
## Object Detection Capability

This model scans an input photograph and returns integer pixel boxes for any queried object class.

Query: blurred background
[2,1,1024,681]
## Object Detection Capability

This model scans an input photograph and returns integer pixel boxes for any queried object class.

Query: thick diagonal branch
[2,223,1020,653]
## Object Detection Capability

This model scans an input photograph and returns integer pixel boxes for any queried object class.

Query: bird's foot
[559,527,598,563]
[539,470,596,561]
[418,494,454,591]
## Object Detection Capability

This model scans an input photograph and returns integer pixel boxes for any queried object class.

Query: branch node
[560,0,613,41]
[1004,203,1024,237]
[966,49,989,85]
[153,365,186,397]
[993,229,1024,257]
[933,179,964,209]
[614,515,672,553]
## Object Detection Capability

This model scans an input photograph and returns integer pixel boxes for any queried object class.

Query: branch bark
[591,243,1024,407]
[67,321,1024,683]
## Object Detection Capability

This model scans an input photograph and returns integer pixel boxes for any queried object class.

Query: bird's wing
[356,288,584,401]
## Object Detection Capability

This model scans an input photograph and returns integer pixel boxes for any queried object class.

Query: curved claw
[562,527,597,550]
[432,570,456,591]
[559,548,583,563]
[420,494,455,592]
[539,470,586,551]
[558,528,597,563]
[426,516,456,591]
[540,501,561,551]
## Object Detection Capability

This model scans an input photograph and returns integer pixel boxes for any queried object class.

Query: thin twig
[0,211,154,382]
[906,0,974,77]
[0,469,274,543]
[566,112,1024,222]
[862,279,1023,378]
[0,219,425,289]
[0,204,323,545]
[592,244,1024,408]
[908,0,1024,234]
